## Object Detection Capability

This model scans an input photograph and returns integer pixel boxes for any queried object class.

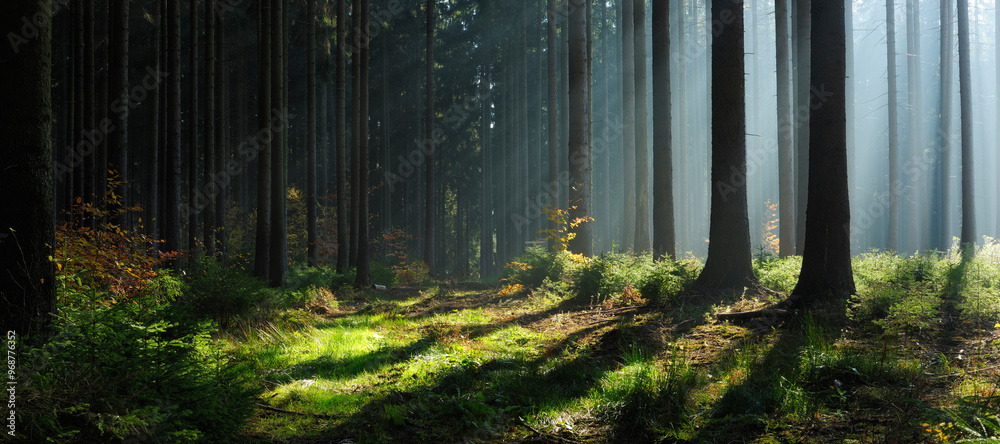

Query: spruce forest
[4,0,1000,442]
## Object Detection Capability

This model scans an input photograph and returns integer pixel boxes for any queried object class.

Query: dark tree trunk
[845,0,855,252]
[651,0,674,259]
[214,6,227,258]
[937,0,953,251]
[146,0,161,244]
[349,0,360,267]
[424,0,436,274]
[957,0,975,248]
[253,0,272,280]
[205,0,216,256]
[694,0,756,292]
[187,0,198,253]
[269,0,288,285]
[355,0,372,287]
[776,0,794,256]
[621,0,636,250]
[906,0,922,251]
[0,0,56,339]
[336,0,348,272]
[567,0,592,256]
[793,0,810,254]
[307,0,318,267]
[634,0,650,251]
[165,0,182,257]
[886,0,899,251]
[792,0,855,301]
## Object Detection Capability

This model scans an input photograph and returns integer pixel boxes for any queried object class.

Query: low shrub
[502,246,576,290]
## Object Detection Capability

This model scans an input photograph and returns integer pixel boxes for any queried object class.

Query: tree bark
[108,0,128,227]
[214,6,227,258]
[254,0,272,280]
[620,0,636,250]
[634,0,650,251]
[776,0,794,257]
[651,0,674,259]
[906,0,923,252]
[0,0,55,339]
[793,0,855,301]
[307,0,318,267]
[165,0,182,257]
[205,0,217,256]
[355,0,372,287]
[694,0,757,292]
[957,0,976,248]
[269,0,288,285]
[886,0,899,252]
[793,0,810,254]
[187,0,198,253]
[547,0,559,251]
[424,0,436,275]
[336,0,348,272]
[937,0,953,251]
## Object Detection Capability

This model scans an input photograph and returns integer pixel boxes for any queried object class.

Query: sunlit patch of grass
[753,255,802,293]
[953,376,999,398]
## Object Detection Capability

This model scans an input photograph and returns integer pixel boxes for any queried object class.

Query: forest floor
[234,272,1000,443]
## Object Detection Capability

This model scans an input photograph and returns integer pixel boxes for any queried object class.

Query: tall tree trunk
[83,0,96,228]
[307,0,318,267]
[205,0,216,256]
[694,0,756,292]
[187,0,198,253]
[547,0,559,250]
[793,0,810,254]
[253,0,272,280]
[336,0,348,272]
[651,0,674,259]
[349,0,361,267]
[634,0,650,251]
[355,0,372,287]
[165,0,182,257]
[621,0,636,250]
[146,0,161,244]
[845,0,855,252]
[957,0,975,248]
[886,0,899,251]
[424,0,436,274]
[793,0,855,301]
[269,0,288,285]
[567,0,592,256]
[996,0,999,237]
[0,0,55,339]
[214,7,227,258]
[481,64,493,277]
[906,0,922,252]
[676,0,688,253]
[937,0,953,251]
[776,0,794,256]
[108,0,128,227]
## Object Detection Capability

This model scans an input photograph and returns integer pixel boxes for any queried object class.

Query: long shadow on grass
[275,336,436,383]
[283,319,671,443]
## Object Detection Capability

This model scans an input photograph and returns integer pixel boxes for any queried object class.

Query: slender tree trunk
[205,0,216,256]
[906,0,922,252]
[146,0,161,243]
[567,0,592,256]
[355,0,372,287]
[776,0,794,256]
[188,0,199,253]
[269,0,288,285]
[83,0,96,228]
[336,0,348,272]
[677,0,688,253]
[886,0,899,251]
[254,0,272,280]
[214,7,227,258]
[349,0,361,267]
[424,0,436,274]
[621,0,636,250]
[307,0,318,267]
[694,0,756,292]
[793,0,810,254]
[793,0,855,301]
[937,0,953,251]
[165,0,182,257]
[0,0,55,339]
[845,0,855,252]
[957,0,975,248]
[634,0,650,251]
[652,0,674,259]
